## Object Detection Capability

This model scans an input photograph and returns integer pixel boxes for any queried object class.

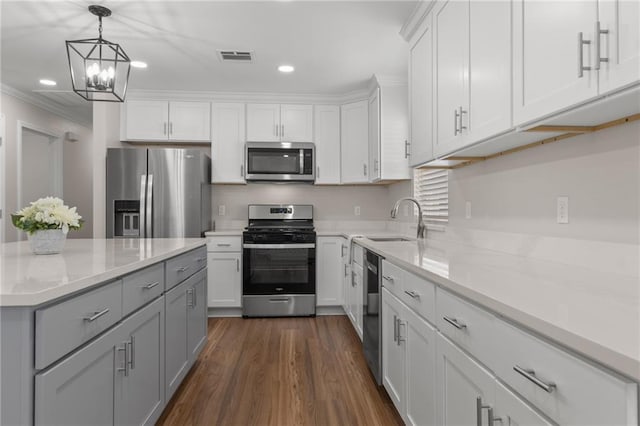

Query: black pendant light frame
[66,5,131,102]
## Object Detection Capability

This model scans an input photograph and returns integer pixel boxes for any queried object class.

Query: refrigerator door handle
[139,175,147,238]
[146,174,153,238]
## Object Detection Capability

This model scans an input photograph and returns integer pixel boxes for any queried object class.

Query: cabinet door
[513,0,598,125]
[434,0,469,157]
[598,0,640,93]
[436,333,495,426]
[368,89,381,182]
[281,104,313,142]
[352,263,364,339]
[211,102,246,183]
[169,101,211,142]
[404,306,437,426]
[246,104,280,141]
[164,280,189,401]
[495,381,554,426]
[409,17,434,166]
[316,237,344,306]
[314,105,341,184]
[340,100,369,183]
[34,324,123,426]
[207,252,241,307]
[124,100,169,141]
[116,297,165,426]
[187,272,207,362]
[381,288,405,412]
[467,0,511,144]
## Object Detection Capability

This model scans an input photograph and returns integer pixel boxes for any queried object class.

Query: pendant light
[66,5,131,102]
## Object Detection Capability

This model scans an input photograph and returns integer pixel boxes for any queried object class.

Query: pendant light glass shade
[66,5,131,102]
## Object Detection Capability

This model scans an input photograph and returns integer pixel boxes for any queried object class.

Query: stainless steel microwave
[245,142,315,182]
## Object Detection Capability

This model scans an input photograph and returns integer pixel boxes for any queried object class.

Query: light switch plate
[557,197,569,224]
[218,205,226,216]
[354,206,361,216]
[465,201,472,219]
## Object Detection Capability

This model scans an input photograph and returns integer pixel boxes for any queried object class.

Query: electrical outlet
[557,197,569,224]
[465,201,472,219]
[218,205,226,216]
[354,206,361,216]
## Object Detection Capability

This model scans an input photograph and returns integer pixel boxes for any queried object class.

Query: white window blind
[413,168,448,230]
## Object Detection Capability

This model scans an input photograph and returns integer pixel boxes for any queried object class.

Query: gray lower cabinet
[35,297,165,426]
[165,268,207,402]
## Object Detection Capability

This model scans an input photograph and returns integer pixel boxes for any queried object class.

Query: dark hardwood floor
[157,316,403,426]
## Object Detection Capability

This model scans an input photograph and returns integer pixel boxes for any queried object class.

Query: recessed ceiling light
[130,61,148,69]
[39,79,57,86]
[278,65,295,73]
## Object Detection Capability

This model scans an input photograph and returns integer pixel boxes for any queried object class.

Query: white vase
[28,229,67,255]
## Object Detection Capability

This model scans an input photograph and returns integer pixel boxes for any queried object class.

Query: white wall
[448,122,640,245]
[0,93,93,241]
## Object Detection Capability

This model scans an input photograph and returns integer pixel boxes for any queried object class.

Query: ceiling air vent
[218,50,253,63]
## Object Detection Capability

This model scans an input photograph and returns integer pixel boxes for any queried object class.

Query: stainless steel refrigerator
[106,148,211,238]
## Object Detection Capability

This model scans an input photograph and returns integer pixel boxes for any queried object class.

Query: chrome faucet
[391,197,426,239]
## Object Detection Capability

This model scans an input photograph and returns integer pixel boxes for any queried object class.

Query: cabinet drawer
[206,236,241,252]
[400,271,435,324]
[381,260,404,299]
[122,263,164,316]
[165,246,207,291]
[35,280,123,369]
[436,289,495,369]
[492,319,638,426]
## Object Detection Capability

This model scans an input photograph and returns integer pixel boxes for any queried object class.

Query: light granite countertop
[0,238,206,307]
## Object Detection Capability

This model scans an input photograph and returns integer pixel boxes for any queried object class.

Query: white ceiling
[1,0,417,125]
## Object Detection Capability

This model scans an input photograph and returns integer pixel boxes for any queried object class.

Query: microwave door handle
[299,149,304,173]
[146,174,153,238]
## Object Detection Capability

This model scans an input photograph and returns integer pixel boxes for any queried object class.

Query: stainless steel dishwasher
[363,249,383,385]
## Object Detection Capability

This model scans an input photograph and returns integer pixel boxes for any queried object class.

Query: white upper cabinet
[434,0,511,157]
[408,15,434,167]
[122,100,211,142]
[340,100,369,183]
[368,89,381,181]
[597,0,640,94]
[211,102,246,184]
[513,1,599,125]
[246,104,313,142]
[314,105,341,184]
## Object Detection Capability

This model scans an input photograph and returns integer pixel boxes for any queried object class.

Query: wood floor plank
[157,316,403,426]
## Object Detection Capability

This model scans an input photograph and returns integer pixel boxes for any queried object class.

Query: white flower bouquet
[12,197,83,235]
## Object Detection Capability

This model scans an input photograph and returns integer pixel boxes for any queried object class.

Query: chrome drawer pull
[513,365,556,393]
[129,336,135,370]
[84,308,110,322]
[187,289,194,307]
[269,298,291,303]
[382,275,394,283]
[393,315,398,342]
[404,290,420,299]
[216,243,231,247]
[176,265,190,272]
[117,342,129,376]
[143,281,160,290]
[443,316,466,330]
[196,257,207,262]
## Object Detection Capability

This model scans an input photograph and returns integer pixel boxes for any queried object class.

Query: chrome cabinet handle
[363,163,367,176]
[443,316,467,330]
[187,288,194,307]
[281,124,284,137]
[454,109,460,135]
[269,298,291,303]
[176,265,190,272]
[595,21,609,70]
[344,264,348,277]
[578,32,592,77]
[374,159,379,173]
[84,308,110,322]
[196,257,207,262]
[476,397,492,426]
[317,166,320,179]
[117,342,129,376]
[217,243,232,247]
[393,315,398,342]
[341,245,346,257]
[236,259,240,272]
[404,140,410,159]
[163,122,167,135]
[382,275,394,283]
[129,336,135,370]
[397,319,406,345]
[513,365,556,393]
[488,407,501,424]
[169,122,173,136]
[240,165,244,177]
[275,124,278,137]
[143,281,160,290]
[404,290,420,299]
[351,271,356,286]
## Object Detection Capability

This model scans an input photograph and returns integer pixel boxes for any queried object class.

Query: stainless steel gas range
[242,204,316,317]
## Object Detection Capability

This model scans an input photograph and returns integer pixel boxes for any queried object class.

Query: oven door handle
[242,243,315,249]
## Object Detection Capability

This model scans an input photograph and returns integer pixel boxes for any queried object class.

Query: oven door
[243,243,316,295]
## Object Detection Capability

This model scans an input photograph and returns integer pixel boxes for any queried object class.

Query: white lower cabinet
[207,252,242,307]
[316,237,344,306]
[35,297,165,426]
[382,288,437,425]
[350,261,364,339]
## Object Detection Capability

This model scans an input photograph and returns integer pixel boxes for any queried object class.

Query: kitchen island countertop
[0,238,206,307]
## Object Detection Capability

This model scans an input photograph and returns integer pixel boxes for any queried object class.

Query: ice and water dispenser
[113,200,140,237]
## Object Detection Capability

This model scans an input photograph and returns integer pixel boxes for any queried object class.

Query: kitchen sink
[366,236,412,242]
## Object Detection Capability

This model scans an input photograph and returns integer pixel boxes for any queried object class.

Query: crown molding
[399,0,436,42]
[1,84,92,128]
